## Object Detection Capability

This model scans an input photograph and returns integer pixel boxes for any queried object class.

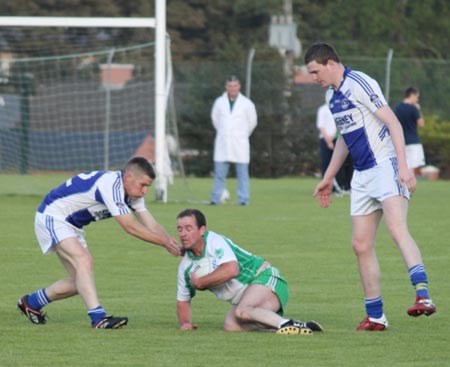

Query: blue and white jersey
[327,67,396,171]
[37,171,146,228]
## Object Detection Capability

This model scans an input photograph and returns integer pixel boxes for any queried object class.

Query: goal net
[0,16,188,201]
[0,42,159,170]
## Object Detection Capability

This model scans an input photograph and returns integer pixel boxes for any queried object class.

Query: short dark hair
[226,75,240,84]
[304,42,340,65]
[123,156,156,179]
[176,208,207,228]
[404,86,419,98]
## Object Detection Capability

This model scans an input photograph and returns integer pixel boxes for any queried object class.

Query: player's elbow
[228,263,240,278]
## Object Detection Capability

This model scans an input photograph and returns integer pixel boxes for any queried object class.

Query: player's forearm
[385,118,409,171]
[323,137,348,181]
[145,222,173,246]
[177,301,192,327]
[392,131,408,170]
[133,212,175,247]
[118,216,170,247]
[375,106,409,170]
[195,262,239,289]
[131,223,166,245]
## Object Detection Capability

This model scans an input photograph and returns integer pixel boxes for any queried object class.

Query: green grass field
[1,175,449,366]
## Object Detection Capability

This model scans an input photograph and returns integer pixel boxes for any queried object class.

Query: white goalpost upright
[0,0,171,202]
[154,0,168,202]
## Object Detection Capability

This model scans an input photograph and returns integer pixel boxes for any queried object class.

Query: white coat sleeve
[211,97,221,130]
[247,101,257,136]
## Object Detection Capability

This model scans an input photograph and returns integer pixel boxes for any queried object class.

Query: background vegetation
[1,1,448,60]
[0,1,449,178]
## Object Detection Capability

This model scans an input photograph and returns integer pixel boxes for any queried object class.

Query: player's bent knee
[223,316,242,331]
[234,306,253,322]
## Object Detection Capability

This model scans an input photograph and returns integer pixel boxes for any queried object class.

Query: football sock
[365,296,383,319]
[27,288,52,310]
[278,318,290,328]
[409,264,429,298]
[88,306,107,325]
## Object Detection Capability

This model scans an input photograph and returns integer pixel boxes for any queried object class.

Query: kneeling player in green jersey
[175,208,323,335]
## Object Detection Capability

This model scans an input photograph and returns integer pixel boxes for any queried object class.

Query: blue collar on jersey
[334,66,352,92]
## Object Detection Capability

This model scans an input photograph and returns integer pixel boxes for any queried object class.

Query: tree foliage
[0,0,448,59]
[166,0,449,60]
[0,1,448,177]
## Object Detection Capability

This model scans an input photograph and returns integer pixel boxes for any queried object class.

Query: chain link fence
[174,56,450,178]
[1,49,448,178]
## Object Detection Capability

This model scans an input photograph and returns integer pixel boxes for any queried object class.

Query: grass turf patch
[1,175,449,367]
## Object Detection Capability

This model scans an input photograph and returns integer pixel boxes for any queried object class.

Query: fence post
[19,74,31,174]
[384,48,394,103]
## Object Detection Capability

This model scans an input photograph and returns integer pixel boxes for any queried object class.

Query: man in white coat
[210,75,257,205]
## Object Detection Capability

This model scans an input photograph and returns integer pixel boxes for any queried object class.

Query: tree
[1,0,448,177]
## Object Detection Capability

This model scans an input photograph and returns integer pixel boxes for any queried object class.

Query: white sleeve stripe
[347,72,375,96]
[110,174,128,215]
[112,175,121,203]
[111,175,126,215]
[348,72,385,109]
[348,71,372,92]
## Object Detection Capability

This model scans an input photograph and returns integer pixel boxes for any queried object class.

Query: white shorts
[350,158,410,216]
[405,144,425,169]
[35,212,87,254]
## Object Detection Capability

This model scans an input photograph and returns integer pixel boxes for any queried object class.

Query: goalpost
[0,1,172,202]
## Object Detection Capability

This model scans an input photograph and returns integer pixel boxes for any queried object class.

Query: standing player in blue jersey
[304,43,436,331]
[18,157,182,329]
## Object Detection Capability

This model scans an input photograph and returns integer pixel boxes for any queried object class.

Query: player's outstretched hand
[313,180,333,208]
[165,237,183,256]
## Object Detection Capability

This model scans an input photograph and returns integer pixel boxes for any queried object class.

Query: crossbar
[0,16,155,28]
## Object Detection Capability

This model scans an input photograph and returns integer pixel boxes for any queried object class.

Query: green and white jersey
[177,230,265,305]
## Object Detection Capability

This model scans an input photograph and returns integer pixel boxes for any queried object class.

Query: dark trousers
[319,138,353,191]
[319,138,334,177]
[335,155,353,191]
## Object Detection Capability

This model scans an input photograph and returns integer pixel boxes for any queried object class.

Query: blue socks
[365,296,383,319]
[28,288,107,325]
[409,264,429,298]
[88,306,107,325]
[28,288,51,310]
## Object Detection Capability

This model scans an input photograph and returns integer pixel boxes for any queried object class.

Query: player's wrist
[180,322,196,330]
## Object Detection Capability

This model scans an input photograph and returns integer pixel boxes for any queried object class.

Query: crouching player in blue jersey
[18,157,182,329]
[305,43,436,331]
[175,208,323,334]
